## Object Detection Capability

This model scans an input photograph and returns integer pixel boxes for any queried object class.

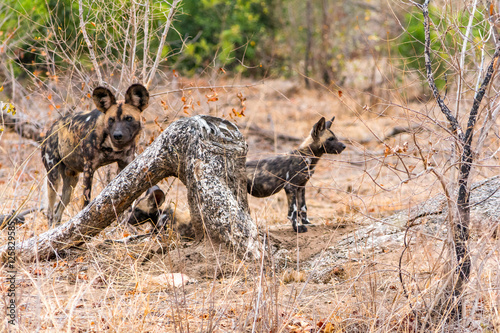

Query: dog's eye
[124,116,133,122]
[108,117,115,124]
[328,137,335,141]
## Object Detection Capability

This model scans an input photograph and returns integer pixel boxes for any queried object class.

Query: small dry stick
[142,0,150,81]
[455,0,478,117]
[130,1,138,76]
[119,8,133,88]
[145,0,182,89]
[78,0,103,85]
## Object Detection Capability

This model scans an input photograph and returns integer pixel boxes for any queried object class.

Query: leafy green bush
[0,0,279,84]
[171,0,276,76]
[397,6,489,90]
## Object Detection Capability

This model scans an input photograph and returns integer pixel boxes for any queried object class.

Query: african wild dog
[127,186,166,232]
[41,84,149,226]
[126,186,194,239]
[246,116,345,233]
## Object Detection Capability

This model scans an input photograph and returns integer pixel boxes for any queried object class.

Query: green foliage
[167,0,276,75]
[0,0,278,82]
[398,6,490,89]
[1,0,80,79]
[397,8,449,89]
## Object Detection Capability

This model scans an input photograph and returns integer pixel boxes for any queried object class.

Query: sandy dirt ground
[1,78,499,331]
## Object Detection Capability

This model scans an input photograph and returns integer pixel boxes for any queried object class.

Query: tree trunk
[422,0,500,318]
[0,115,261,262]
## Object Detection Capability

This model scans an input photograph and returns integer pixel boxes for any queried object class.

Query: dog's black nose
[113,132,123,141]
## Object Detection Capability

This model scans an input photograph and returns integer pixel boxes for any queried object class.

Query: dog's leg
[53,169,79,224]
[297,186,312,225]
[117,159,131,172]
[46,174,60,227]
[82,165,94,207]
[285,185,307,233]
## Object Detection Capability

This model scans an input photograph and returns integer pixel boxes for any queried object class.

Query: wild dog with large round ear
[41,84,150,226]
[246,115,345,233]
[126,186,194,238]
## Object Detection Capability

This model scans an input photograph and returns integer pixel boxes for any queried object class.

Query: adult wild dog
[246,116,345,233]
[42,84,149,226]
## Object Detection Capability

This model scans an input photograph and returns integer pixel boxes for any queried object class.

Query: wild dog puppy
[246,116,345,233]
[127,186,194,239]
[127,186,166,233]
[42,84,149,226]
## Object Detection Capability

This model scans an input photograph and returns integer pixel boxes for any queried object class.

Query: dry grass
[1,75,500,332]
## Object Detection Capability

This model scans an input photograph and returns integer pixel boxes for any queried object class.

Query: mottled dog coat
[42,84,149,226]
[127,186,166,232]
[246,116,345,233]
[127,186,193,238]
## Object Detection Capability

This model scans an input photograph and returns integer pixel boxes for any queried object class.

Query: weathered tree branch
[0,109,43,142]
[0,115,261,262]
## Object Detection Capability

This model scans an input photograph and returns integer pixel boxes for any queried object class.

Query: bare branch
[422,0,463,140]
[119,8,132,88]
[78,0,104,85]
[145,0,182,89]
[476,98,500,155]
[130,1,138,77]
[455,0,478,118]
[142,0,150,82]
[464,37,500,149]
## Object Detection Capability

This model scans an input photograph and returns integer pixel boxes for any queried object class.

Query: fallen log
[303,175,500,283]
[0,115,261,262]
[0,109,44,142]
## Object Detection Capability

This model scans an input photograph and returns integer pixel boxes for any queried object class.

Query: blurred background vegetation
[0,0,496,99]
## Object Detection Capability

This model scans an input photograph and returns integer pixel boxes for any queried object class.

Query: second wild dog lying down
[126,186,194,239]
[246,116,345,233]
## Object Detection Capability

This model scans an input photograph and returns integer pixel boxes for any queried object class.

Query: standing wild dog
[42,84,149,226]
[246,116,345,233]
